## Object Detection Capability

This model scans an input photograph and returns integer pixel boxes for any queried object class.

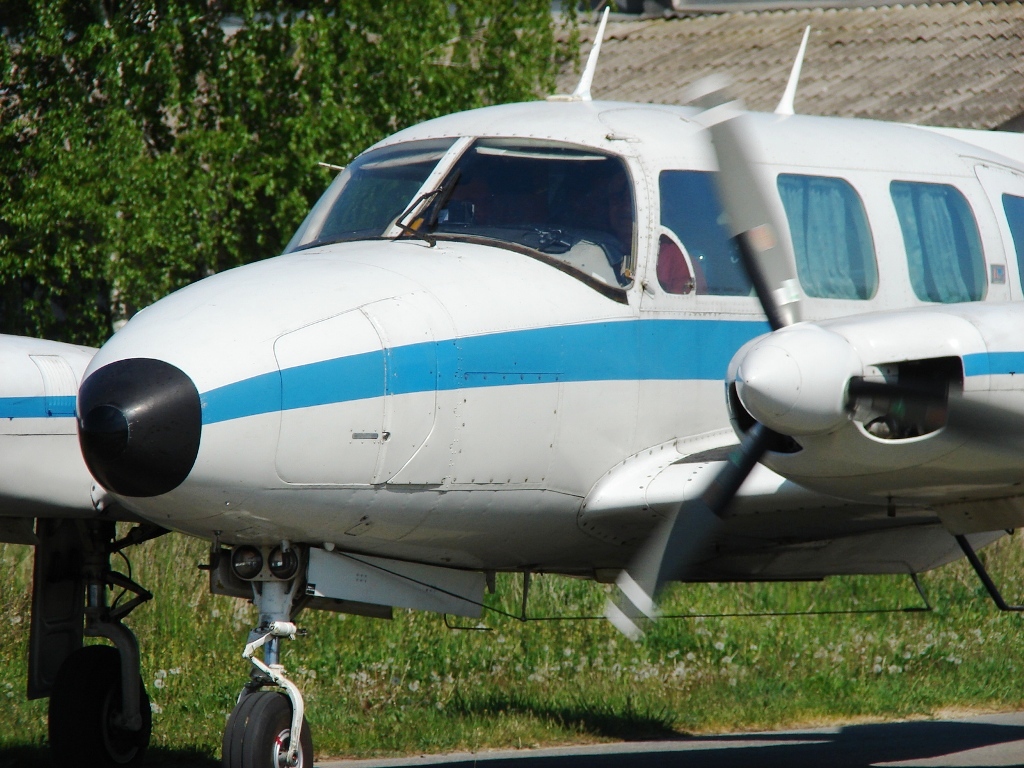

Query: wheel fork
[241,578,306,767]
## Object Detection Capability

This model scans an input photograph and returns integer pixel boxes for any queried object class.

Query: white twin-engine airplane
[8,17,1024,767]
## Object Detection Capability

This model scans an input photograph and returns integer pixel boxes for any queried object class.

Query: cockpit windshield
[286,137,636,292]
[285,138,455,252]
[424,139,634,288]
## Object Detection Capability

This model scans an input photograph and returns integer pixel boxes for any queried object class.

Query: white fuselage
[78,101,1024,575]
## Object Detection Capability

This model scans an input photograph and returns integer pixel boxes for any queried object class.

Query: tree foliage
[0,1,577,345]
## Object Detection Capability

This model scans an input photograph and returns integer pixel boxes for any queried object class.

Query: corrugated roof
[555,2,1024,129]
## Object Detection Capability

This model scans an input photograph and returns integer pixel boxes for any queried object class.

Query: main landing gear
[223,554,313,768]
[49,645,152,766]
[34,519,162,768]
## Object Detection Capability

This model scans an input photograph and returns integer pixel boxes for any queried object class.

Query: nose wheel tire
[49,645,151,768]
[223,690,314,768]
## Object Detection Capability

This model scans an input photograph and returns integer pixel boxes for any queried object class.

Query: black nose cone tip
[78,358,202,498]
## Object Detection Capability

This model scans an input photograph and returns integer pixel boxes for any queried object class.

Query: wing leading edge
[581,431,1003,582]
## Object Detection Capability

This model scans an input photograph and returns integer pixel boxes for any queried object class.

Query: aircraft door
[975,164,1024,301]
[274,310,385,485]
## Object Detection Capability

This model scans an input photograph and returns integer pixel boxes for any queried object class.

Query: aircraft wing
[0,335,107,544]
[581,430,998,581]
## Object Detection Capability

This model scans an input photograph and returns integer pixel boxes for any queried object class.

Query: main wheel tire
[223,690,314,768]
[49,644,151,767]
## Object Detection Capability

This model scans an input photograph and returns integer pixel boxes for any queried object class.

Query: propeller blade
[687,76,803,330]
[606,77,804,639]
[848,377,1024,455]
[605,422,775,639]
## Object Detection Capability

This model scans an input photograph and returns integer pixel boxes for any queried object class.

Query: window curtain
[892,182,981,303]
[777,175,873,299]
[1003,193,1024,282]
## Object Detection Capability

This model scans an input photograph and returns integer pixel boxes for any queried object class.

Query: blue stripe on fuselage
[962,351,1024,377]
[200,318,772,425]
[0,395,77,419]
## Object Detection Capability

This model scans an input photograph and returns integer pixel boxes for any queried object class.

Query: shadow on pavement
[0,745,219,768]
[10,716,1024,767]
[323,716,1024,768]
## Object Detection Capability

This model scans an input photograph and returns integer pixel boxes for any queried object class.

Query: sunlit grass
[2,531,1024,761]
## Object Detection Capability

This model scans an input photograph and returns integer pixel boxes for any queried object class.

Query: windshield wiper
[392,189,440,247]
[391,171,461,248]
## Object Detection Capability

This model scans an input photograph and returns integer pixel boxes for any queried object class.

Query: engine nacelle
[725,303,1024,504]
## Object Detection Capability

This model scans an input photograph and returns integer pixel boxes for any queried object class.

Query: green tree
[0,1,577,345]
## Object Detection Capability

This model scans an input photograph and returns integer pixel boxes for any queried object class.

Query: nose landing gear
[223,685,313,768]
[223,573,313,768]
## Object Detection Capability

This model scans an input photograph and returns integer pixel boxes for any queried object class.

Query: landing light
[268,546,299,580]
[231,546,263,581]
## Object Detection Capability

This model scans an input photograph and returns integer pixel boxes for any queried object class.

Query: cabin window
[1001,193,1024,287]
[777,174,877,300]
[285,138,457,252]
[891,181,986,303]
[659,171,750,296]
[425,139,635,289]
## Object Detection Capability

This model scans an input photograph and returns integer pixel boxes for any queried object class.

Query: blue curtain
[1003,193,1024,285]
[777,174,877,300]
[891,182,984,303]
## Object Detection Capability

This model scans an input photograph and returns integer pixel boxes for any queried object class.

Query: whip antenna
[775,26,811,116]
[571,6,610,102]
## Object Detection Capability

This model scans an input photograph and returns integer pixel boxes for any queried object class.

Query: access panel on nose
[274,310,385,485]
[360,297,438,484]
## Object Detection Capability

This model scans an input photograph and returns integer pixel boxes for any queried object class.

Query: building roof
[555,2,1024,130]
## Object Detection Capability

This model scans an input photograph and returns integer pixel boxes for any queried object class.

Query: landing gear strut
[37,520,161,768]
[223,574,313,768]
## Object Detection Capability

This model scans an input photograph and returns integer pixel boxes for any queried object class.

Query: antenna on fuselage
[569,6,610,102]
[774,26,811,116]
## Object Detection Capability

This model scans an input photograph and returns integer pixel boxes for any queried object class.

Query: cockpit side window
[424,139,635,289]
[285,138,456,252]
[659,171,751,296]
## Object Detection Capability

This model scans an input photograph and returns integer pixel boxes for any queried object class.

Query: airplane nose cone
[78,358,202,497]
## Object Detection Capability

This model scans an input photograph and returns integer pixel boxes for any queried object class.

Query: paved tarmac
[317,712,1024,768]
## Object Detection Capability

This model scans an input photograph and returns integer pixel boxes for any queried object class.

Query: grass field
[2,529,1024,763]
